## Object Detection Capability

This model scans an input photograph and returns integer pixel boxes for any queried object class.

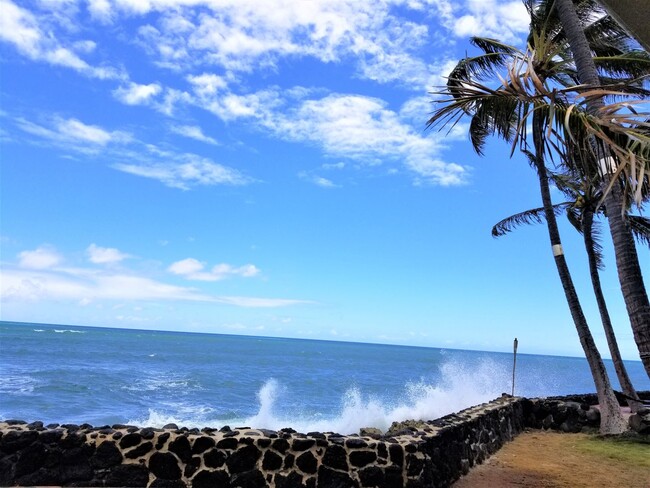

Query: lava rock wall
[2,393,645,487]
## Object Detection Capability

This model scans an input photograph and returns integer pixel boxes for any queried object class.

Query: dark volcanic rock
[389,444,404,467]
[204,448,227,468]
[217,437,239,450]
[105,464,150,487]
[345,438,368,449]
[192,436,215,454]
[16,467,62,487]
[125,441,153,459]
[226,444,261,474]
[39,429,64,444]
[406,454,424,476]
[272,438,290,453]
[292,438,316,451]
[262,449,283,470]
[150,451,182,480]
[119,432,142,449]
[15,441,46,477]
[317,466,358,488]
[169,435,192,463]
[184,456,202,478]
[274,472,305,488]
[151,479,187,488]
[91,440,123,468]
[322,444,348,471]
[296,451,318,474]
[350,450,377,468]
[156,432,171,450]
[192,469,231,488]
[359,466,384,487]
[1,430,39,453]
[140,428,156,440]
[232,469,266,488]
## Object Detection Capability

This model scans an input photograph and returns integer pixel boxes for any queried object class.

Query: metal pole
[512,338,518,396]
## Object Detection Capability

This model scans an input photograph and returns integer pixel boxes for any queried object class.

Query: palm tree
[492,172,649,412]
[554,0,650,378]
[428,1,649,433]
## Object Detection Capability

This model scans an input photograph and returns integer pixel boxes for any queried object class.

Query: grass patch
[575,434,650,468]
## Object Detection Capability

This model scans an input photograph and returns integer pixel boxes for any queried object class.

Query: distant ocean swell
[3,321,649,435]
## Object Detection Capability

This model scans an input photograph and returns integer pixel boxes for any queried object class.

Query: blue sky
[0,0,647,359]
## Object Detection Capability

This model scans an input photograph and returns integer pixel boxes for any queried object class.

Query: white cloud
[298,172,338,188]
[432,0,530,42]
[113,153,250,190]
[0,0,42,58]
[57,118,114,145]
[16,116,131,149]
[2,248,303,308]
[272,93,467,185]
[86,244,131,264]
[168,258,260,281]
[87,0,113,23]
[190,86,467,185]
[121,1,451,89]
[171,125,219,145]
[113,82,162,105]
[187,73,229,97]
[216,297,306,308]
[13,113,248,189]
[0,0,124,79]
[18,245,62,269]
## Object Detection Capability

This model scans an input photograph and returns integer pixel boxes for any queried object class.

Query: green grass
[575,434,650,468]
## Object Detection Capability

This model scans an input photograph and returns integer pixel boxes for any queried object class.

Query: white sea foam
[126,359,509,434]
[0,374,39,395]
[245,359,508,434]
[121,373,202,393]
[53,329,85,334]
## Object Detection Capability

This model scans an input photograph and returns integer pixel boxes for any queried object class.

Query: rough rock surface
[2,392,648,487]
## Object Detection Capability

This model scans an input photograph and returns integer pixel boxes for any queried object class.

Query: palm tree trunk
[555,0,650,378]
[532,114,627,435]
[582,208,642,413]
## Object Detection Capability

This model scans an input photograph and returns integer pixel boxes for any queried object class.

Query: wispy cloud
[168,258,260,281]
[86,244,131,264]
[0,0,124,79]
[18,245,62,269]
[298,172,339,189]
[194,89,468,186]
[16,116,132,152]
[2,245,305,308]
[12,113,251,190]
[171,125,219,145]
[112,152,251,190]
[113,82,162,105]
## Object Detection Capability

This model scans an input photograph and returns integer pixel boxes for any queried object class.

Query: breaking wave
[128,359,509,435]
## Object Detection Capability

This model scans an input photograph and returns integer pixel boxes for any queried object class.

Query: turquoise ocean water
[1,321,649,434]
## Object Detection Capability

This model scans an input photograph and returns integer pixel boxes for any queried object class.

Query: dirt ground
[452,429,650,488]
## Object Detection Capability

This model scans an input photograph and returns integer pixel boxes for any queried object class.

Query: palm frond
[492,202,572,237]
[629,215,650,247]
[586,215,605,269]
[566,206,584,233]
[594,52,650,83]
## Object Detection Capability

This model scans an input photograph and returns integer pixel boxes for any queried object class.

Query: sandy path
[452,429,650,488]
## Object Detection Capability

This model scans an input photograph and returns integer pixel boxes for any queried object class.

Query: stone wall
[1,393,647,488]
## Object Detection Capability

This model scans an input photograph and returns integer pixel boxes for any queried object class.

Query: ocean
[1,321,649,435]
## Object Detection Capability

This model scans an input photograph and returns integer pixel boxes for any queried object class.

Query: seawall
[1,394,648,487]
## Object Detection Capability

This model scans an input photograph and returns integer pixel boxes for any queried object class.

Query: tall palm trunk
[555,0,650,378]
[582,208,642,412]
[532,114,627,434]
